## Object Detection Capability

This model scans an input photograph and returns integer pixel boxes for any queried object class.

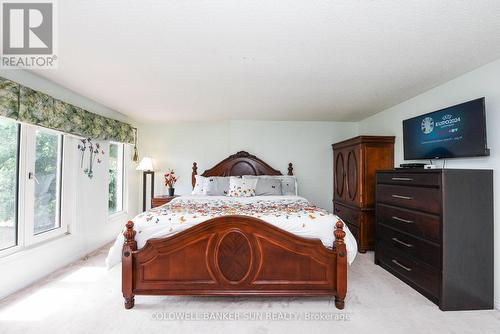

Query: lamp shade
[136,157,155,171]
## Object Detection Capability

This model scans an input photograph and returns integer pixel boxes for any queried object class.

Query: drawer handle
[391,177,413,181]
[392,237,413,248]
[392,216,414,224]
[391,194,413,200]
[391,259,412,272]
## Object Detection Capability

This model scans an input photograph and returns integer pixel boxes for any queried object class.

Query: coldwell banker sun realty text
[1,0,57,68]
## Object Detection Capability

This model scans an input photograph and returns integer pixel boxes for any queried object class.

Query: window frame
[108,141,126,217]
[0,121,70,257]
[0,120,21,255]
[23,126,68,246]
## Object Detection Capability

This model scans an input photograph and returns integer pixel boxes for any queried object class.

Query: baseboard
[495,297,500,310]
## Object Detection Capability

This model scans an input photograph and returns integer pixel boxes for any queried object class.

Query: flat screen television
[403,97,489,160]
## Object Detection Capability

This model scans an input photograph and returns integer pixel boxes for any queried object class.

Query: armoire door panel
[334,150,346,201]
[345,148,360,206]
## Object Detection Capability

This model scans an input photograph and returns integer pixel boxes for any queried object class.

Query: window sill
[0,232,73,261]
[0,245,23,258]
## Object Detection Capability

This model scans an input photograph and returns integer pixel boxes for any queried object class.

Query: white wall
[0,70,141,299]
[359,58,500,309]
[137,120,358,210]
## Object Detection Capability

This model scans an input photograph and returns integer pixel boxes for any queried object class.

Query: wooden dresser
[332,136,395,253]
[375,169,493,310]
[151,195,178,208]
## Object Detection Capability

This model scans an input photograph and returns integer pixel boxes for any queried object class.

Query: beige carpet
[0,244,499,334]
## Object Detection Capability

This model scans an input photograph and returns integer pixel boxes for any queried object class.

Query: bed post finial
[122,221,137,309]
[334,220,346,247]
[334,219,347,310]
[192,162,198,188]
[288,163,293,176]
[124,221,137,246]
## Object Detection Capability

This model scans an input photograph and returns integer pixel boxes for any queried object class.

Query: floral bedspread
[139,197,330,230]
[105,195,357,268]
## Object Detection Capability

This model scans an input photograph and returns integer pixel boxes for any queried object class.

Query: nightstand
[151,195,179,208]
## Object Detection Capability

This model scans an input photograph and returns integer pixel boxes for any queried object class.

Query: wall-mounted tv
[403,98,489,160]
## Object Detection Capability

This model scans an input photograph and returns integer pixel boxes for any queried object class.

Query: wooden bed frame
[122,151,347,309]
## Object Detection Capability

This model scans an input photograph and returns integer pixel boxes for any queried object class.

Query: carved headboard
[192,151,293,188]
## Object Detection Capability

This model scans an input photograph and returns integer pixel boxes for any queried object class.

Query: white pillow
[227,177,257,197]
[204,176,230,196]
[192,175,206,195]
[242,175,298,196]
[280,175,298,196]
[240,176,282,196]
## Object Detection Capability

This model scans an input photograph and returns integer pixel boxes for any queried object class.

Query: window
[0,118,19,251]
[33,129,63,234]
[0,120,67,255]
[108,142,124,214]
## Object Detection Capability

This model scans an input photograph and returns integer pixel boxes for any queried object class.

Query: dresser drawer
[376,184,441,214]
[377,172,440,187]
[377,204,440,242]
[377,224,441,268]
[376,242,440,298]
[334,202,360,228]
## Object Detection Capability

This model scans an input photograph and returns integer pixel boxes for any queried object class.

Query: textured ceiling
[33,0,500,122]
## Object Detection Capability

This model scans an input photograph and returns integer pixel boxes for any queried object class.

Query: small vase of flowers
[164,170,177,196]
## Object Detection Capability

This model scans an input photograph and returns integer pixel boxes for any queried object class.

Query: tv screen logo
[1,0,57,68]
[421,117,434,134]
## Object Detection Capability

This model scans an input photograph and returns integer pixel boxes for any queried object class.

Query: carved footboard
[122,216,347,309]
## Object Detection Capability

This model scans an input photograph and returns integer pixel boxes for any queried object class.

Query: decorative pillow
[243,175,297,196]
[191,175,206,195]
[242,176,281,196]
[227,177,257,197]
[280,176,297,196]
[204,176,230,196]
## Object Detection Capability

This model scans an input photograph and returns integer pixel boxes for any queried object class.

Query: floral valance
[0,76,135,144]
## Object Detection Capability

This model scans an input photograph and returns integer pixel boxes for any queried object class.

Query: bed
[110,151,356,310]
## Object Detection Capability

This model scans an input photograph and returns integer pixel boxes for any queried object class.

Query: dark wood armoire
[332,135,395,253]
